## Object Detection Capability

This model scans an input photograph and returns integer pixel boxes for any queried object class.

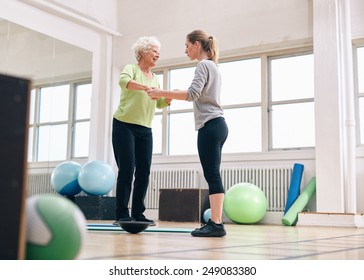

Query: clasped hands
[145,87,161,100]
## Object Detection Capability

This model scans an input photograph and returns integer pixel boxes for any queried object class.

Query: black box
[159,189,210,222]
[74,196,115,220]
[0,74,30,260]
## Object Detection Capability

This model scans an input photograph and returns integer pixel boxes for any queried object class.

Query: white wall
[44,0,118,31]
[115,0,313,66]
[351,0,364,39]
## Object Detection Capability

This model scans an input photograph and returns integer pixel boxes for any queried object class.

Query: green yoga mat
[282,177,316,226]
[87,224,193,233]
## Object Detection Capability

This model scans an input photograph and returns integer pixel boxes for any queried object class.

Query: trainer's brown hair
[187,30,219,63]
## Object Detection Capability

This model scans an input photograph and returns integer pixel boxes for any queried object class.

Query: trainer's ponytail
[187,30,219,63]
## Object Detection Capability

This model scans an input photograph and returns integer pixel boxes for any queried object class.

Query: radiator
[27,169,200,210]
[145,169,199,209]
[27,172,56,196]
[27,166,291,212]
[220,166,293,212]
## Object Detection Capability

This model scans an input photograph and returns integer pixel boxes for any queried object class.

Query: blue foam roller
[284,163,304,214]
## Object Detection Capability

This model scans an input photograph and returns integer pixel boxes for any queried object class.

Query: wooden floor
[79,220,364,260]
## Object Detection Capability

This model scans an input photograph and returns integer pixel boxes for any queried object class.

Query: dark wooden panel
[0,74,30,260]
[159,189,210,222]
[74,196,116,220]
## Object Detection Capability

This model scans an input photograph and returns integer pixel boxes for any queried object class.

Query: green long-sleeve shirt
[113,64,169,128]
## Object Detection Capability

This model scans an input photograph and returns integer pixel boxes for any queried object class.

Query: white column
[88,33,115,163]
[313,0,356,213]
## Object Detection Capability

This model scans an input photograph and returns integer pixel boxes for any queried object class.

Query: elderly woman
[112,36,170,225]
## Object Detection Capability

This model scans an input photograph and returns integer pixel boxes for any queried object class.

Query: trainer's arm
[147,88,188,101]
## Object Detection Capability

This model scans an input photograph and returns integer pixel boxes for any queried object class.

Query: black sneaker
[133,215,156,226]
[191,219,226,237]
[113,216,135,226]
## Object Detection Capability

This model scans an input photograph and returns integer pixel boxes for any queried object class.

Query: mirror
[0,19,93,164]
[0,19,92,83]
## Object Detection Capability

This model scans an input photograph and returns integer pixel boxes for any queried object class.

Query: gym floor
[80,221,364,260]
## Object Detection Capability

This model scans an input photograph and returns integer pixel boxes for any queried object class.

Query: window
[152,51,315,156]
[152,73,165,155]
[219,58,262,153]
[73,83,92,158]
[269,54,315,149]
[28,80,92,162]
[357,46,364,144]
[167,67,196,155]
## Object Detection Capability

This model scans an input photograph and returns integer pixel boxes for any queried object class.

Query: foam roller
[284,163,304,214]
[282,177,316,226]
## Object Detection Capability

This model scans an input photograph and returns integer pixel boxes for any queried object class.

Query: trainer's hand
[146,88,162,99]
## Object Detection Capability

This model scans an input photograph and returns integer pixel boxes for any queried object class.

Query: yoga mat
[87,224,193,233]
[282,177,316,226]
[284,163,304,214]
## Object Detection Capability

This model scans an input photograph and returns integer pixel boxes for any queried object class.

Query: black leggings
[112,118,153,220]
[197,117,228,195]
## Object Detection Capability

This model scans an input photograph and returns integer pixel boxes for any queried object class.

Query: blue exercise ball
[50,161,82,196]
[223,182,267,224]
[203,208,211,223]
[78,160,116,196]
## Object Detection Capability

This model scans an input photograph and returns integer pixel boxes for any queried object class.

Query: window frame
[354,41,364,147]
[28,78,92,165]
[268,51,315,150]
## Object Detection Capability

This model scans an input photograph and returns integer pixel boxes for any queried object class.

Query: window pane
[28,127,33,162]
[358,47,364,93]
[75,83,92,120]
[220,58,261,105]
[169,113,197,155]
[156,73,164,89]
[153,74,165,113]
[39,84,69,123]
[271,102,315,149]
[169,67,194,110]
[29,89,35,125]
[73,121,90,158]
[152,114,162,154]
[223,107,262,153]
[38,124,68,161]
[271,54,314,101]
[359,98,364,143]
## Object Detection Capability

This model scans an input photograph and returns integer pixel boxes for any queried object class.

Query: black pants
[198,117,228,195]
[112,118,153,220]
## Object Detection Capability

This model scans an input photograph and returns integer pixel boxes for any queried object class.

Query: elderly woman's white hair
[131,36,161,62]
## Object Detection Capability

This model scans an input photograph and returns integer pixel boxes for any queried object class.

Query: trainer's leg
[197,117,228,224]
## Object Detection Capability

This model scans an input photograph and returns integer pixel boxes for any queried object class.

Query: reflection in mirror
[0,19,93,163]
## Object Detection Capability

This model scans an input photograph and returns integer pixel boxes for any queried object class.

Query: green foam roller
[282,177,316,226]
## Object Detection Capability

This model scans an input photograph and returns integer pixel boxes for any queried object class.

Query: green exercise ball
[223,182,267,224]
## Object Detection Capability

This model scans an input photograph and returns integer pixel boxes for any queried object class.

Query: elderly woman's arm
[126,79,151,91]
[146,88,188,101]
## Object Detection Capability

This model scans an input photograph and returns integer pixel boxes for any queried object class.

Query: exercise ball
[26,194,86,260]
[203,208,211,223]
[78,160,116,196]
[50,161,82,196]
[223,182,267,224]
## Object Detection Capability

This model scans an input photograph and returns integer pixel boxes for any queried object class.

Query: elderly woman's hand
[146,88,162,99]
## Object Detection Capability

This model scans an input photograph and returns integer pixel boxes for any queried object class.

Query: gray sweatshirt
[187,59,224,130]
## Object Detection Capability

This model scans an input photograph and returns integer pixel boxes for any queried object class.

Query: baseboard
[297,212,364,228]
